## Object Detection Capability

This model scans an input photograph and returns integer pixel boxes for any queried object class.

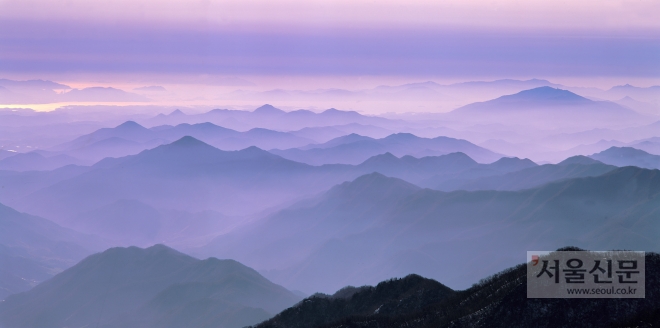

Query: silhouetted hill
[431,155,617,191]
[299,133,374,150]
[606,84,660,104]
[615,95,660,116]
[16,137,355,221]
[448,87,644,128]
[417,155,538,188]
[254,274,455,328]
[55,121,156,151]
[20,136,517,227]
[272,133,502,165]
[253,250,660,328]
[0,245,301,328]
[455,87,606,110]
[356,152,535,186]
[196,173,422,271]
[203,166,660,293]
[254,104,287,115]
[0,202,104,299]
[590,146,660,169]
[558,154,604,165]
[147,104,398,131]
[290,124,393,143]
[53,121,316,161]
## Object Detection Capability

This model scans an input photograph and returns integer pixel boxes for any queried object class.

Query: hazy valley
[1,80,660,327]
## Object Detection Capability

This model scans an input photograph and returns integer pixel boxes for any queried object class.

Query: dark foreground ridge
[253,248,660,328]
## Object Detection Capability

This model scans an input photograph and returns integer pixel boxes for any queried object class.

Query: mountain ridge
[0,244,301,328]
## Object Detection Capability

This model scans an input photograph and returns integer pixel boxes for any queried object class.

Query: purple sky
[1,0,659,86]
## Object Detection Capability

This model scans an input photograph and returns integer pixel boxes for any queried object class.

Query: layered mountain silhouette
[427,155,616,191]
[0,245,301,328]
[12,135,526,234]
[615,95,660,116]
[289,124,393,143]
[253,249,660,328]
[606,84,660,104]
[199,167,660,293]
[357,152,535,186]
[14,136,358,221]
[220,79,564,112]
[0,202,105,299]
[146,104,400,131]
[15,135,624,250]
[255,274,455,328]
[590,146,660,169]
[51,120,316,162]
[271,133,502,165]
[448,87,644,128]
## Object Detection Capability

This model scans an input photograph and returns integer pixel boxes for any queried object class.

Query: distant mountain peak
[115,121,147,130]
[321,108,361,116]
[491,156,537,167]
[330,173,421,199]
[167,136,211,148]
[384,132,419,140]
[559,155,603,166]
[508,86,589,102]
[95,243,192,265]
[239,145,269,154]
[169,109,185,116]
[254,104,285,115]
[359,152,399,165]
[589,147,660,170]
[594,146,650,157]
[451,86,597,115]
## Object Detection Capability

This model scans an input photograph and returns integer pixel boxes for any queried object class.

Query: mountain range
[9,136,515,226]
[0,244,301,328]
[271,133,503,165]
[8,135,639,252]
[13,136,336,220]
[253,249,660,328]
[0,202,105,300]
[447,87,645,129]
[590,146,660,169]
[197,166,660,293]
[145,104,403,132]
[49,120,317,163]
[427,155,616,191]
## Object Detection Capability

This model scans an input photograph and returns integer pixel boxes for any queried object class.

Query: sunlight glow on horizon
[1,0,658,103]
